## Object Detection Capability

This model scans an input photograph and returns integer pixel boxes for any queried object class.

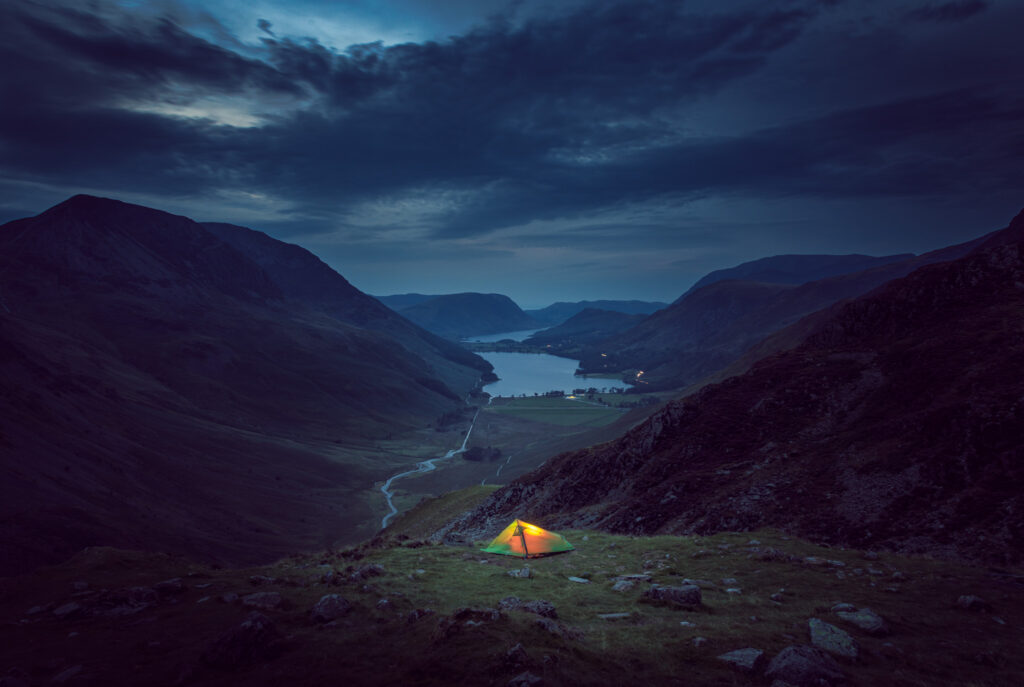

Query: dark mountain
[575,236,988,390]
[397,292,539,340]
[683,253,914,298]
[526,299,668,326]
[524,308,646,351]
[0,195,491,574]
[374,293,440,311]
[441,210,1024,564]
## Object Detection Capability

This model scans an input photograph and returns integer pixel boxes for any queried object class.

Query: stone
[770,593,785,603]
[311,594,352,622]
[597,613,631,620]
[201,612,281,669]
[50,665,84,684]
[615,573,652,582]
[506,643,529,669]
[830,603,856,613]
[643,584,701,607]
[803,556,828,566]
[72,580,89,592]
[376,598,394,611]
[508,567,533,579]
[765,645,845,686]
[567,576,590,583]
[611,580,635,592]
[406,608,435,623]
[692,637,708,648]
[721,577,739,585]
[682,578,717,589]
[679,621,696,628]
[242,592,283,610]
[249,575,277,586]
[498,597,557,619]
[809,618,858,659]
[221,593,240,604]
[956,595,992,612]
[717,648,765,673]
[533,617,583,641]
[862,551,879,561]
[154,578,186,595]
[725,588,742,595]
[835,608,889,635]
[508,671,543,687]
[53,602,83,619]
[350,564,385,581]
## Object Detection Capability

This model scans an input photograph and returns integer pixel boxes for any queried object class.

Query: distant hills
[0,195,492,573]
[390,292,540,340]
[525,300,668,326]
[573,241,987,390]
[524,308,646,351]
[441,209,1024,564]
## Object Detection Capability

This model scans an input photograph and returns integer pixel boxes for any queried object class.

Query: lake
[478,351,631,397]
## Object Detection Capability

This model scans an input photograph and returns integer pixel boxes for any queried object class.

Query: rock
[71,580,89,592]
[201,612,281,669]
[508,567,533,579]
[692,637,708,648]
[508,671,543,686]
[0,668,31,687]
[717,648,765,673]
[249,575,277,586]
[221,593,240,604]
[311,594,352,623]
[725,588,742,595]
[52,602,83,620]
[506,642,529,669]
[242,592,283,610]
[862,551,879,561]
[682,578,717,589]
[755,547,788,561]
[376,598,394,611]
[867,568,884,576]
[533,617,583,641]
[611,580,635,592]
[406,608,435,623]
[679,621,697,628]
[721,577,739,585]
[498,597,557,618]
[597,613,631,620]
[154,578,186,595]
[350,564,385,581]
[435,607,504,639]
[643,584,701,607]
[803,556,828,566]
[835,608,889,635]
[830,603,856,613]
[770,593,785,603]
[50,665,84,684]
[567,576,590,583]
[891,572,907,582]
[765,645,845,686]
[956,595,992,612]
[615,573,652,582]
[809,618,859,659]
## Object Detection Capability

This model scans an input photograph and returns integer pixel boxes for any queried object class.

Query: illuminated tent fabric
[481,519,575,558]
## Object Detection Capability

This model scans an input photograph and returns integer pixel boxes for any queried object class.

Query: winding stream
[379,408,480,529]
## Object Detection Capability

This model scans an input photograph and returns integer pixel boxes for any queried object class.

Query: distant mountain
[524,308,646,351]
[397,292,540,340]
[374,293,441,311]
[441,209,1024,564]
[575,240,987,390]
[526,300,668,327]
[682,253,914,298]
[0,195,491,573]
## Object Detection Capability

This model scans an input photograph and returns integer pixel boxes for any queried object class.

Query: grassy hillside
[3,506,1019,686]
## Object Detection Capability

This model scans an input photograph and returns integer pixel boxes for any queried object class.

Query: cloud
[907,1,989,23]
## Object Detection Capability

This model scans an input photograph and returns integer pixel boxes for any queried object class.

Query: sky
[1,0,1022,308]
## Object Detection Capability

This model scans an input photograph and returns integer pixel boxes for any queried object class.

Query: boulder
[508,567,533,579]
[956,595,992,612]
[242,592,283,610]
[717,648,765,673]
[611,580,635,592]
[52,602,83,620]
[201,612,281,669]
[508,671,543,686]
[311,594,352,623]
[765,645,845,686]
[835,608,889,635]
[567,576,590,583]
[154,578,186,595]
[643,584,701,607]
[350,564,385,581]
[809,618,858,659]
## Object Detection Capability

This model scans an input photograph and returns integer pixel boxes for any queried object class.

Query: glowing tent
[481,519,575,558]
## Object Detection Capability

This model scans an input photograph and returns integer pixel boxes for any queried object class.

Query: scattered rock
[891,572,907,582]
[809,618,859,659]
[201,612,281,669]
[1,668,31,687]
[311,594,352,623]
[434,608,504,640]
[611,580,635,592]
[508,567,533,579]
[830,603,856,613]
[71,580,89,592]
[615,573,652,582]
[249,575,277,586]
[50,665,84,684]
[376,598,394,612]
[867,568,885,576]
[717,648,766,674]
[765,645,845,686]
[643,584,701,607]
[242,592,283,610]
[406,608,435,623]
[221,593,239,604]
[679,621,697,628]
[154,578,186,595]
[862,551,879,561]
[692,637,708,648]
[567,576,590,584]
[725,588,742,595]
[597,613,631,620]
[350,564,385,581]
[770,593,785,603]
[835,608,889,636]
[506,643,529,669]
[533,617,583,641]
[721,577,738,585]
[498,597,558,618]
[956,595,992,612]
[756,547,789,561]
[508,671,543,687]
[52,602,83,620]
[682,578,717,589]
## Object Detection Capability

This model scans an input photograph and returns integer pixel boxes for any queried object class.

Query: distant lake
[462,328,547,343]
[479,351,631,398]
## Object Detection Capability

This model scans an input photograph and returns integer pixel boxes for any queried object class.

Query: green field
[485,396,625,427]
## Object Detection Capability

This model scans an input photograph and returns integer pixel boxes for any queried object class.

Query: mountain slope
[524,308,648,352]
[398,292,539,339]
[575,238,988,390]
[443,210,1024,564]
[684,253,914,297]
[0,195,490,573]
[525,299,668,327]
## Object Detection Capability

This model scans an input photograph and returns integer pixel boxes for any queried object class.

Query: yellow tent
[481,519,574,558]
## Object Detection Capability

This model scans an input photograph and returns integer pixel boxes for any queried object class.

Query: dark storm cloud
[907,1,989,23]
[0,0,1021,247]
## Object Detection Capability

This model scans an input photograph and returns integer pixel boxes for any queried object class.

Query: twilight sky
[1,0,1022,307]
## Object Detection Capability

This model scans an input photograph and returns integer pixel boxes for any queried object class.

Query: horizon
[1,0,1022,305]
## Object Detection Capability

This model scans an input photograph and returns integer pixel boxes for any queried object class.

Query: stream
[379,408,480,529]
